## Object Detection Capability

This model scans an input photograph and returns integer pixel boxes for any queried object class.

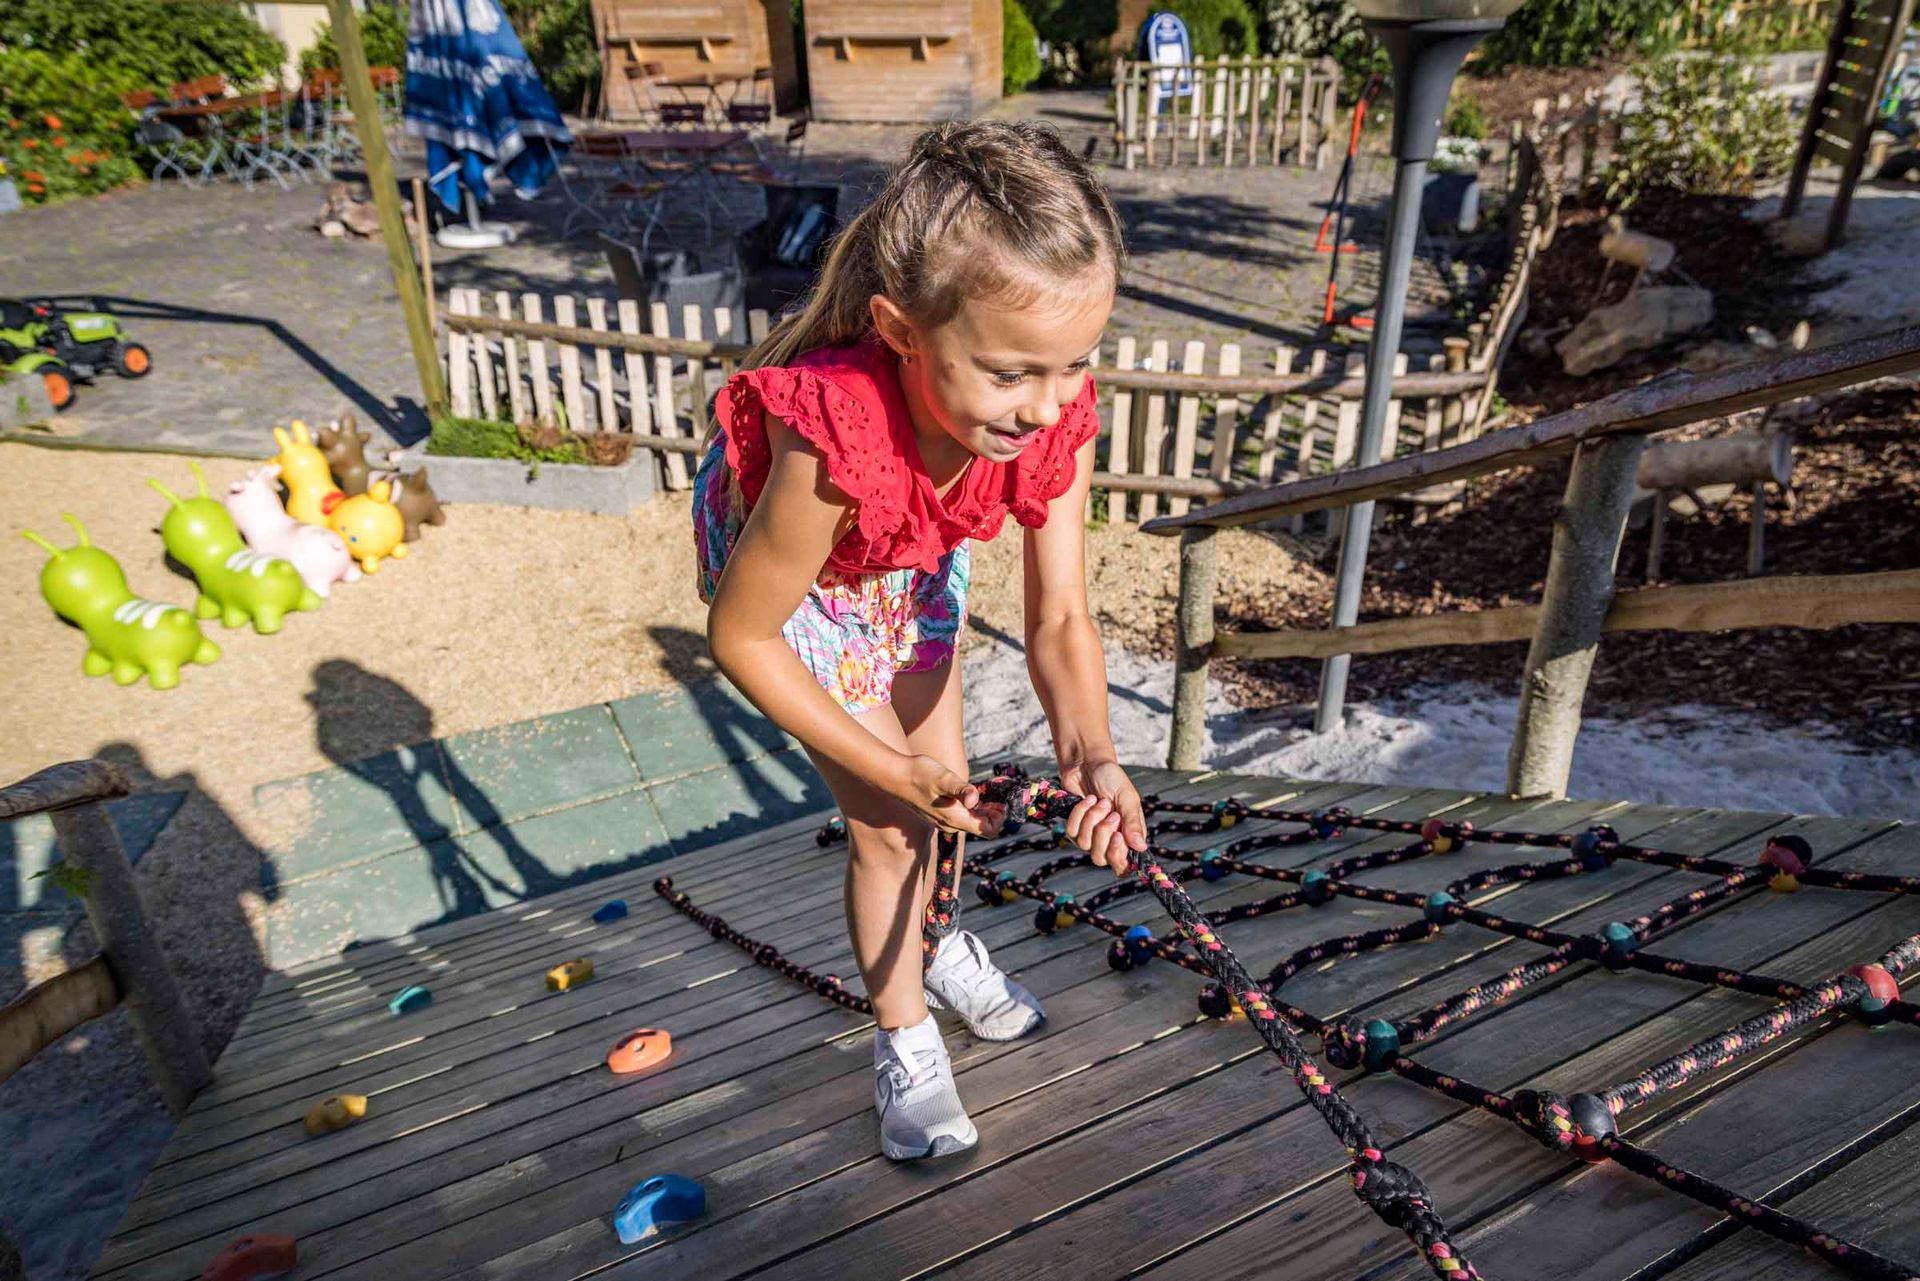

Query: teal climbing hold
[614,1174,706,1244]
[388,985,431,1016]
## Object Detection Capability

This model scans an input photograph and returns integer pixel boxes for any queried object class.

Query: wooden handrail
[0,758,127,819]
[445,311,752,359]
[1141,324,1920,534]
[1211,568,1920,661]
[0,956,119,1086]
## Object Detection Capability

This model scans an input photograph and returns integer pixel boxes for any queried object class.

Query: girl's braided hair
[741,119,1124,375]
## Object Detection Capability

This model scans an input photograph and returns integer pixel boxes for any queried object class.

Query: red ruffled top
[710,336,1100,575]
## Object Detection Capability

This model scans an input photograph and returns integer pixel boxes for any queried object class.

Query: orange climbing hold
[547,957,595,992]
[607,1028,673,1074]
[202,1233,297,1281]
[303,1093,367,1136]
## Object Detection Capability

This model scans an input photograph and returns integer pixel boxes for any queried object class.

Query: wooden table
[153,89,289,121]
[82,761,1920,1281]
[616,128,750,156]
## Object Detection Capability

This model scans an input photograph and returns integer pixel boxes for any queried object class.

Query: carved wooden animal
[318,414,374,496]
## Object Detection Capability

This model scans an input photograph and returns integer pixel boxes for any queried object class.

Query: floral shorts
[694,436,969,715]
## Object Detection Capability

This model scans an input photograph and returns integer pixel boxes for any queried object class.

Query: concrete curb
[0,372,57,432]
[393,443,655,515]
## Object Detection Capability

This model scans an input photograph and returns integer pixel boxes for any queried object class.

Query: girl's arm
[1023,434,1149,873]
[707,411,985,835]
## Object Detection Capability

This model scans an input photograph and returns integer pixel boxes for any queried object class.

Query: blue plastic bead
[1424,891,1457,925]
[593,899,629,923]
[1301,869,1333,907]
[1572,829,1613,872]
[1124,923,1155,963]
[1600,922,1638,971]
[613,1174,706,1244]
[1311,810,1342,839]
[1199,848,1229,882]
[1361,1018,1401,1073]
[388,985,431,1016]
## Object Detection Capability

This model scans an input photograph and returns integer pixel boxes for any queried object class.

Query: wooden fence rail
[0,759,211,1116]
[1111,55,1340,170]
[1155,322,1920,795]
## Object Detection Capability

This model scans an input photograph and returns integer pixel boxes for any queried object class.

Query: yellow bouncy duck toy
[325,480,408,574]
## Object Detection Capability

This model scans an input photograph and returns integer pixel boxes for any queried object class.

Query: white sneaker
[924,929,1046,1042]
[874,1013,978,1161]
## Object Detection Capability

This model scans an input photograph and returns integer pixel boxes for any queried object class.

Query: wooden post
[1506,433,1649,799]
[1646,490,1668,582]
[411,177,436,337]
[1169,526,1219,771]
[325,0,447,414]
[9,762,214,1117]
[1747,480,1767,575]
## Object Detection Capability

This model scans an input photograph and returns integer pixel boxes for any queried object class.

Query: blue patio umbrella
[404,0,572,243]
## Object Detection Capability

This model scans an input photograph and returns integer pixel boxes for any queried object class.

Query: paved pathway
[0,92,1480,455]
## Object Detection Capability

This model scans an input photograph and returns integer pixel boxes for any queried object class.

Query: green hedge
[0,50,146,205]
[0,0,285,92]
[1003,0,1042,95]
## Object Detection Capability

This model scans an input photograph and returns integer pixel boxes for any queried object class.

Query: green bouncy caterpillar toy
[22,514,221,690]
[148,462,322,634]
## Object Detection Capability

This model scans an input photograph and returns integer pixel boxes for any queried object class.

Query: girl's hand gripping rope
[887,754,1005,837]
[1058,758,1149,876]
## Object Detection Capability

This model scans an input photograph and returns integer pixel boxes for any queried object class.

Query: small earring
[902,352,913,364]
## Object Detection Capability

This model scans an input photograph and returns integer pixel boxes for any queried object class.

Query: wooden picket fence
[1111,55,1340,170]
[440,290,1493,523]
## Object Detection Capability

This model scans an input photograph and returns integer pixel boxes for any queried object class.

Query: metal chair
[555,133,667,246]
[658,101,707,129]
[124,91,199,187]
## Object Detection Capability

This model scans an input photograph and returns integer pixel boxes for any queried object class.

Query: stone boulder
[1557,286,1714,376]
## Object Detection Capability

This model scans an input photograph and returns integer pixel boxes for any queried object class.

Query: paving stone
[644,747,829,852]
[252,742,457,883]
[441,703,641,833]
[611,680,795,783]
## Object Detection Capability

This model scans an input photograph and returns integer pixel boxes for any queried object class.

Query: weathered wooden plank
[1167,339,1206,517]
[0,953,117,1084]
[677,799,1735,1281]
[1106,335,1137,524]
[98,774,1345,1277]
[332,787,1484,1281]
[1210,343,1243,484]
[1138,339,1172,522]
[586,296,617,431]
[495,291,526,425]
[1126,816,1906,1281]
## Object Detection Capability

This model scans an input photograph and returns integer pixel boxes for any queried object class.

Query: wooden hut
[802,0,1002,122]
[592,0,801,119]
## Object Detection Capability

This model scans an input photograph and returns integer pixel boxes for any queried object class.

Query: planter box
[393,443,655,515]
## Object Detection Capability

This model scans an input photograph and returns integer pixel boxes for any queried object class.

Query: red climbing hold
[608,1028,673,1074]
[202,1233,297,1281]
[1849,963,1898,1004]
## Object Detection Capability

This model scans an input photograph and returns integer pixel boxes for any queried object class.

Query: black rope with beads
[651,767,1920,1280]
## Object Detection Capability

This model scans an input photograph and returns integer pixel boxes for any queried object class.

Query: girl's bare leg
[805,701,941,1031]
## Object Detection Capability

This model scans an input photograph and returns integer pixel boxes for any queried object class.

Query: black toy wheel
[117,343,152,378]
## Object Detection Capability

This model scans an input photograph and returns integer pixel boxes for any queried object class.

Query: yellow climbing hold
[304,1093,367,1136]
[548,958,595,992]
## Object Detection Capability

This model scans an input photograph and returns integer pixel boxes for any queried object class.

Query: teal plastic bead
[1361,1018,1401,1073]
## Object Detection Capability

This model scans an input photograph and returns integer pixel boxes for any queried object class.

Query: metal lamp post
[1314,0,1527,733]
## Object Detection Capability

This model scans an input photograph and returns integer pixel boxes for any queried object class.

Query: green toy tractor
[0,298,151,412]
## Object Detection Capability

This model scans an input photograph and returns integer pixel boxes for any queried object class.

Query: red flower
[52,135,66,148]
[26,182,44,194]
[43,114,61,129]
[21,138,36,149]
[5,119,20,130]
[21,169,44,182]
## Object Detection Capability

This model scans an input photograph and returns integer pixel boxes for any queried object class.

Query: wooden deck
[87,768,1920,1280]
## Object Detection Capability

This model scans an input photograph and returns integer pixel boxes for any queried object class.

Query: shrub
[0,50,146,205]
[1446,95,1488,141]
[1025,0,1116,84]
[0,0,285,92]
[1473,0,1672,72]
[1604,53,1796,205]
[427,412,584,464]
[300,2,410,80]
[1003,0,1042,95]
[504,0,601,115]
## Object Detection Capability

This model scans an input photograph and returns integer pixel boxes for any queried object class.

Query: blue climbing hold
[388,985,431,1016]
[1301,869,1333,907]
[613,1174,706,1244]
[1600,922,1638,971]
[1311,810,1343,839]
[1424,891,1457,925]
[1124,923,1156,964]
[593,899,628,923]
[1361,1018,1401,1073]
[1199,848,1229,882]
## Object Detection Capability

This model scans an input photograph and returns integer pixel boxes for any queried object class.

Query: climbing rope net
[655,767,1920,1280]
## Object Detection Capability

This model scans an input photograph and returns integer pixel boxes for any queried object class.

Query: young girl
[696,121,1150,1161]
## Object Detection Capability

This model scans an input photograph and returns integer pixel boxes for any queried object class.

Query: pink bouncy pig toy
[224,464,361,598]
